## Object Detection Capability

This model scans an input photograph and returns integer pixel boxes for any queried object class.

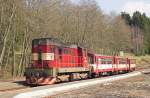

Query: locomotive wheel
[114,71,119,75]
[87,72,92,79]
[99,72,102,77]
[69,73,74,82]
[108,72,113,76]
[91,73,96,78]
[30,77,38,85]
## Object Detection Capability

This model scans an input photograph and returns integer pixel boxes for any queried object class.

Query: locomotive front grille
[25,68,57,78]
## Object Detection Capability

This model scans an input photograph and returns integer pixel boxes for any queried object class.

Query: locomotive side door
[58,48,62,66]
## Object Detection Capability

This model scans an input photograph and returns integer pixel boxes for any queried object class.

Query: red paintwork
[88,53,136,74]
[95,68,114,73]
[115,57,129,71]
[32,43,88,68]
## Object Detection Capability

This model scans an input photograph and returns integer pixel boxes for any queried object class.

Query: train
[24,38,136,85]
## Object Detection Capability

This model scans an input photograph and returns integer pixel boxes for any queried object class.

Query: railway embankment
[46,71,150,98]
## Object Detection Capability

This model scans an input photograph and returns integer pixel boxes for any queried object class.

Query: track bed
[0,70,148,98]
[46,71,150,98]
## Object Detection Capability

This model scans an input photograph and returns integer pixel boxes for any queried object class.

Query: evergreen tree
[121,11,150,55]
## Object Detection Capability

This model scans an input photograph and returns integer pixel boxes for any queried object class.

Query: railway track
[0,87,28,92]
[142,69,150,74]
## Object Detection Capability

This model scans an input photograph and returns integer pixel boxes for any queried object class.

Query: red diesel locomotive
[25,38,136,85]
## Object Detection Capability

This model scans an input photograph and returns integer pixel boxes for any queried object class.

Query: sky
[96,0,150,17]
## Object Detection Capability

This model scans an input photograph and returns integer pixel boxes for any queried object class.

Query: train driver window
[38,49,42,64]
[64,49,69,54]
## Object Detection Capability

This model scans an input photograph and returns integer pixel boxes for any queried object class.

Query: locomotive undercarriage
[25,67,90,85]
[25,66,135,85]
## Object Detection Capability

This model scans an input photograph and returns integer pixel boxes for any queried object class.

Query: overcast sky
[96,0,150,16]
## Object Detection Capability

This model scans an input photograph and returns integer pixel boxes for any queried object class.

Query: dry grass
[125,53,150,69]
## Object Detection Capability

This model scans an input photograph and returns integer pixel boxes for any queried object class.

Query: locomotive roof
[33,37,62,43]
[32,38,79,48]
[94,54,114,57]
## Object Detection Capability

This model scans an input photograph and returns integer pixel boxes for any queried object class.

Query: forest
[0,0,150,78]
[122,11,150,55]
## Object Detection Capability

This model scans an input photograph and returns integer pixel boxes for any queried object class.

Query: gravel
[47,74,150,98]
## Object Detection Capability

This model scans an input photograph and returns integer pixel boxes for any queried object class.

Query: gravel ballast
[48,74,150,98]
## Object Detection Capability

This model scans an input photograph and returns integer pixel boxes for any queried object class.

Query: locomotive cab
[25,38,59,85]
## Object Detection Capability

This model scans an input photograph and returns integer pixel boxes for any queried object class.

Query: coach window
[101,58,106,64]
[107,59,112,64]
[102,59,107,64]
[98,58,101,64]
[101,58,112,64]
[119,59,126,64]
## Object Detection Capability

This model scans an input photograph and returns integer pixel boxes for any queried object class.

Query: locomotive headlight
[32,53,38,60]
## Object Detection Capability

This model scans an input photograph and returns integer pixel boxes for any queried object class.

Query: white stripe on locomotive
[32,53,54,60]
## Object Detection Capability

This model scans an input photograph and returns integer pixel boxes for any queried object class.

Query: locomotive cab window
[39,39,47,45]
[64,49,71,54]
[32,39,39,48]
[50,46,55,53]
[38,49,42,64]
